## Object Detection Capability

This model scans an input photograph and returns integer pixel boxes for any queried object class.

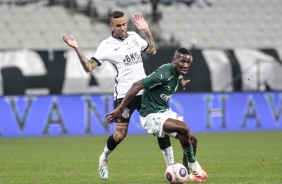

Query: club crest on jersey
[122,108,130,119]
[132,39,139,47]
[160,94,172,101]
[153,117,162,125]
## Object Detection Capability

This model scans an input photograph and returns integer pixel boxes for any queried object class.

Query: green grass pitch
[0,131,282,184]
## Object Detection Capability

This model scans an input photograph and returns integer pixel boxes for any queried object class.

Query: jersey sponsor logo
[122,108,130,119]
[123,52,142,66]
[160,74,163,79]
[114,47,121,51]
[160,94,172,101]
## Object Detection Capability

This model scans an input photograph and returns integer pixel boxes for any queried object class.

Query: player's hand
[132,13,149,31]
[62,35,79,49]
[105,107,123,124]
[180,79,190,90]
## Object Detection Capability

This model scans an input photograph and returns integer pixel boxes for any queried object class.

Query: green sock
[183,145,196,163]
[182,152,192,174]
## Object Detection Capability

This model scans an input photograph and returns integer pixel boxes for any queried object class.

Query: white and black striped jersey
[92,31,149,99]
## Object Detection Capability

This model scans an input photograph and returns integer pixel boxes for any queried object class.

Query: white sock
[100,145,112,160]
[161,146,174,166]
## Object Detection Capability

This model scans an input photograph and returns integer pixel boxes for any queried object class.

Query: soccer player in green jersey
[63,11,177,180]
[106,48,207,182]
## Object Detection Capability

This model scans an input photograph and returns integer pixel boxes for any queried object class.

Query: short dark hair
[174,48,193,62]
[110,10,124,21]
[177,48,191,55]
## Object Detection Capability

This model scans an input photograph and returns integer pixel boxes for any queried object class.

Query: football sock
[100,145,112,160]
[107,134,119,150]
[157,135,172,149]
[183,145,196,163]
[182,152,192,174]
[100,134,118,159]
[161,146,175,166]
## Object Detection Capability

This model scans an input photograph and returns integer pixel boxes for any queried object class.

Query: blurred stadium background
[1,0,282,50]
[0,0,281,137]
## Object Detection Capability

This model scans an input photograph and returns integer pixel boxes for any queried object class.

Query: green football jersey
[140,63,183,117]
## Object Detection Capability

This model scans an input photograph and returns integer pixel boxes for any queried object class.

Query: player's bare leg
[190,134,197,156]
[99,123,128,180]
[164,119,207,180]
[187,133,207,180]
[176,133,197,156]
[181,134,204,182]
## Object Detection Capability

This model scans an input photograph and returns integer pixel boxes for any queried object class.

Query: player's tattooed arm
[132,13,156,55]
[62,35,97,71]
[74,48,97,72]
[144,29,157,55]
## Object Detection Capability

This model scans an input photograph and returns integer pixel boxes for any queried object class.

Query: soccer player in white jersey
[106,48,207,182]
[62,10,180,180]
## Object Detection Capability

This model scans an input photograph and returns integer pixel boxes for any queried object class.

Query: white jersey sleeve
[91,40,109,66]
[131,31,149,52]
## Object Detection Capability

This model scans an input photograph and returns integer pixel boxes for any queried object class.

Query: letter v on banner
[204,94,228,129]
[4,96,35,133]
[264,93,282,126]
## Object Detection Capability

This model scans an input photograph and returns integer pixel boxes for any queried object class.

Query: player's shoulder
[158,63,173,70]
[127,31,140,37]
[156,63,173,76]
[98,36,116,47]
[104,35,115,43]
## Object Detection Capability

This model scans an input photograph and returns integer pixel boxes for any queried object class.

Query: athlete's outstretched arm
[62,35,98,72]
[106,80,144,124]
[132,13,156,55]
[180,79,191,90]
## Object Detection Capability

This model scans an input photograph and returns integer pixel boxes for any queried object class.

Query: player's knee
[113,123,128,143]
[179,123,190,136]
[113,133,127,143]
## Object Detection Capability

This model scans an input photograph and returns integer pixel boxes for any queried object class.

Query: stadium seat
[0,0,281,49]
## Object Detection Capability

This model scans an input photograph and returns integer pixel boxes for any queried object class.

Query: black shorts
[114,95,142,123]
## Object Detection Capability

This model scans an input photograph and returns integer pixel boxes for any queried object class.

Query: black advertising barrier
[0,48,281,95]
[1,50,66,95]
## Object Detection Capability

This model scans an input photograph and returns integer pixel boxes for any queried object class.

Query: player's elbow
[132,80,144,91]
[146,48,157,55]
[84,67,92,73]
[149,48,157,55]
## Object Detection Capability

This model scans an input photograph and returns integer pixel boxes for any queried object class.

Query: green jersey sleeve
[142,64,172,89]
